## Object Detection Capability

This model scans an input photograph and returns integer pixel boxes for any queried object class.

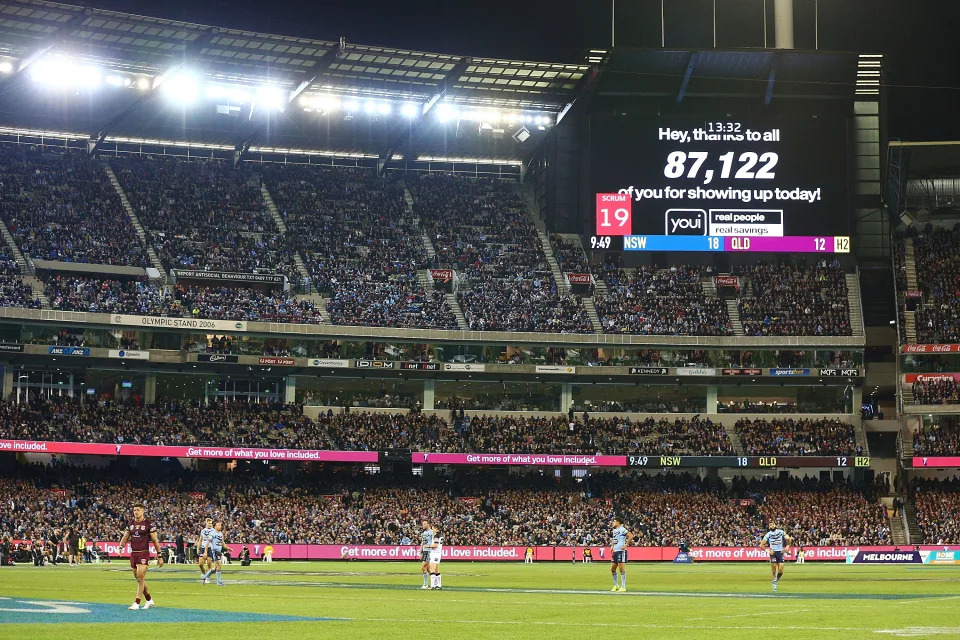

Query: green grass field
[1,560,959,639]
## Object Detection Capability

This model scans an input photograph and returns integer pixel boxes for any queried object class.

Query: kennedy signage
[258,357,296,366]
[715,275,739,288]
[48,346,89,356]
[429,269,454,281]
[108,349,150,360]
[197,354,239,363]
[308,358,351,368]
[0,439,379,463]
[819,368,860,377]
[0,343,24,353]
[414,452,627,467]
[722,368,762,376]
[902,344,960,353]
[356,360,396,369]
[629,367,668,375]
[535,365,576,374]
[400,362,441,371]
[444,363,485,372]
[566,273,593,285]
[171,269,285,285]
[675,367,716,376]
[111,314,247,332]
[770,368,811,376]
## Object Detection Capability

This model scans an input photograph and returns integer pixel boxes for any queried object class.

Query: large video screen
[589,115,850,253]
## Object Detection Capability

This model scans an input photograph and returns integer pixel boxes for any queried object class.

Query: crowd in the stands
[595,265,732,335]
[735,417,860,456]
[0,146,148,267]
[111,156,297,281]
[413,173,593,333]
[736,260,851,336]
[913,418,960,455]
[912,476,960,544]
[0,253,41,309]
[908,227,960,344]
[0,464,890,548]
[912,378,960,405]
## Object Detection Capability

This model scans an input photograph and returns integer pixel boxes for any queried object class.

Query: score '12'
[595,193,632,236]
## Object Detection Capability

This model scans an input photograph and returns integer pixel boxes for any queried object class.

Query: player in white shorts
[429,525,443,590]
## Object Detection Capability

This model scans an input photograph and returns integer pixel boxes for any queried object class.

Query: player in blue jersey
[419,520,434,589]
[609,517,633,592]
[201,521,231,586]
[197,518,215,578]
[760,521,793,592]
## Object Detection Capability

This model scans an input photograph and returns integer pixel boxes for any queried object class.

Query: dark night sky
[79,0,960,141]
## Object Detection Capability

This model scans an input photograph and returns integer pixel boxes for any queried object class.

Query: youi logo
[665,209,707,235]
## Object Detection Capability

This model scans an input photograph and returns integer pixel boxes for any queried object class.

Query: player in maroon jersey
[117,503,164,610]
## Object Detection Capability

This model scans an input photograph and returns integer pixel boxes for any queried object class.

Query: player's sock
[620,574,626,589]
[135,598,141,605]
[612,573,618,586]
[216,570,222,583]
[437,574,441,588]
[203,568,215,579]
[776,572,783,581]
[423,572,429,587]
[142,588,151,601]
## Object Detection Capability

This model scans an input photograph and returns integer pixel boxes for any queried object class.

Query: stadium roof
[0,0,591,161]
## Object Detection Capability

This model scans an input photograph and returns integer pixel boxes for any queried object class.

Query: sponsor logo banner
[673,552,693,564]
[111,314,247,332]
[845,549,922,564]
[78,543,942,562]
[0,439,378,463]
[819,368,860,376]
[913,456,960,468]
[0,343,24,353]
[197,354,239,363]
[258,357,295,366]
[721,368,762,376]
[356,360,396,369]
[414,452,627,467]
[108,349,150,360]
[308,358,351,368]
[924,550,960,565]
[675,367,716,376]
[170,269,285,285]
[535,365,575,374]
[566,273,593,285]
[905,373,960,383]
[902,344,960,353]
[48,346,90,356]
[665,209,707,236]
[708,209,784,237]
[429,269,454,281]
[400,362,440,371]
[904,290,922,299]
[444,363,486,372]
[629,367,668,375]
[770,368,811,376]
[714,275,739,287]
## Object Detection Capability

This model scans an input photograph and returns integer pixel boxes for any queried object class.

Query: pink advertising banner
[412,452,628,466]
[0,439,378,463]
[70,543,957,562]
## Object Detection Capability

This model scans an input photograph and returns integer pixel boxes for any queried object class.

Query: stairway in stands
[903,238,919,343]
[260,184,313,291]
[904,501,921,544]
[845,273,866,336]
[724,424,745,456]
[890,513,908,546]
[705,273,744,336]
[446,294,469,330]
[294,292,330,323]
[855,421,870,456]
[103,164,166,282]
[0,222,49,308]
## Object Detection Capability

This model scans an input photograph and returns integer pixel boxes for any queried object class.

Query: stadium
[0,0,957,638]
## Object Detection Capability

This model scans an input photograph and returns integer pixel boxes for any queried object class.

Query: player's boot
[619,587,627,592]
[127,603,140,610]
[217,582,224,587]
[772,581,778,592]
[142,600,155,609]
[421,585,429,590]
[201,577,208,585]
[611,585,619,592]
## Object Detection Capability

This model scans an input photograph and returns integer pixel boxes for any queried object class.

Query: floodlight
[343,100,360,111]
[163,72,200,104]
[364,100,377,114]
[256,86,285,111]
[0,61,15,74]
[400,103,419,118]
[376,102,391,115]
[136,77,152,91]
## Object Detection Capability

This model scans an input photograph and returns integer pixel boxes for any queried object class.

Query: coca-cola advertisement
[566,273,593,285]
[715,275,739,288]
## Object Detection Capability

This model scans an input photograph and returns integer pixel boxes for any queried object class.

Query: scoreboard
[589,115,850,253]
[627,455,871,468]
